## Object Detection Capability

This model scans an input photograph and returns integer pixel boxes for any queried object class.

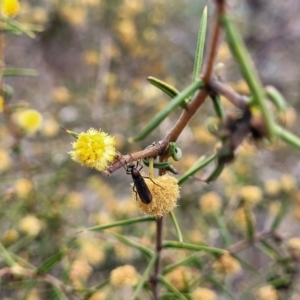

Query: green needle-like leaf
[2,16,36,38]
[159,276,188,300]
[147,76,180,99]
[178,154,216,185]
[0,241,17,267]
[244,206,255,240]
[169,211,183,244]
[221,13,274,138]
[36,250,67,274]
[274,124,300,150]
[110,232,153,257]
[211,93,226,120]
[163,241,225,256]
[270,197,290,231]
[192,5,208,83]
[83,216,155,232]
[3,68,38,77]
[131,254,157,300]
[213,211,232,247]
[129,79,204,142]
[163,253,203,275]
[265,86,286,112]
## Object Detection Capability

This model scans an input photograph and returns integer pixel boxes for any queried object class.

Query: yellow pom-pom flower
[133,173,180,217]
[69,128,116,172]
[1,0,20,17]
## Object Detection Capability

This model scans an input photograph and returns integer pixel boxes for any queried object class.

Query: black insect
[126,161,153,204]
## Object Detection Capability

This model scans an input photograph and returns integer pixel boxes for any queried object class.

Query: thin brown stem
[151,216,164,300]
[228,231,283,254]
[209,77,248,109]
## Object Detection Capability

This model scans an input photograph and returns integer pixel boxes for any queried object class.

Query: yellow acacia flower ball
[239,185,263,206]
[110,265,139,287]
[1,0,20,17]
[15,109,43,134]
[213,252,241,276]
[255,285,278,300]
[14,178,33,198]
[69,128,116,172]
[199,191,222,215]
[134,174,180,217]
[19,215,42,237]
[191,287,217,300]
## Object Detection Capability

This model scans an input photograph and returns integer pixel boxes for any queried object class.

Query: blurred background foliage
[1,0,300,299]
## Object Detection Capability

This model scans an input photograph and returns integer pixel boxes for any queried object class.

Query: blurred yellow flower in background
[165,267,190,291]
[14,109,43,134]
[1,0,20,17]
[239,185,263,206]
[280,174,297,193]
[83,50,100,65]
[69,259,92,289]
[14,178,33,198]
[69,128,116,172]
[0,96,3,112]
[53,86,71,103]
[2,229,19,245]
[0,149,12,172]
[191,287,217,300]
[264,179,281,196]
[287,237,300,259]
[110,265,139,287]
[41,117,60,137]
[19,215,42,237]
[66,192,84,209]
[213,252,241,276]
[254,285,278,300]
[199,191,222,215]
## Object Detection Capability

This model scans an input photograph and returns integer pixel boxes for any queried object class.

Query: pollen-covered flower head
[69,128,116,172]
[133,173,180,217]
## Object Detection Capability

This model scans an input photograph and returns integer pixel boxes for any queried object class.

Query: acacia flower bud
[69,128,116,172]
[133,174,180,217]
